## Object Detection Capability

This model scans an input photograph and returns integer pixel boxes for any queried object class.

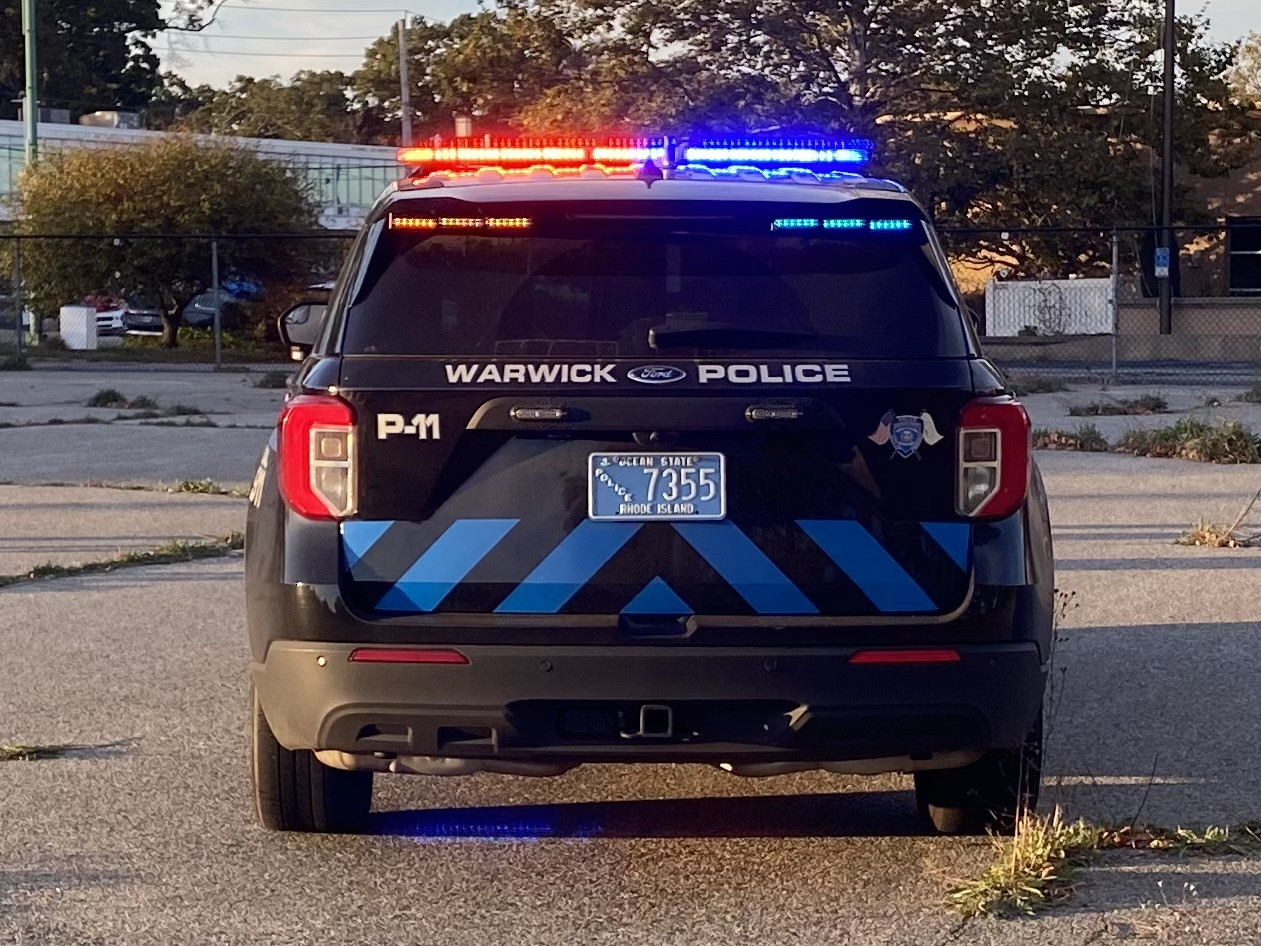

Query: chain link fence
[2,225,1259,384]
[941,224,1261,385]
[0,231,354,366]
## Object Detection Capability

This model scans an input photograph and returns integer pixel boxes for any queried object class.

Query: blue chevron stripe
[922,522,971,570]
[496,520,642,614]
[797,520,936,612]
[340,520,394,572]
[672,521,817,614]
[376,519,519,612]
[622,577,692,615]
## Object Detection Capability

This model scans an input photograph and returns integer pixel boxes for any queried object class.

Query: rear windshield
[342,203,969,358]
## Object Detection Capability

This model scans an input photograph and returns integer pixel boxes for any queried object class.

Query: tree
[350,8,574,142]
[505,0,1256,275]
[167,70,363,142]
[0,0,165,118]
[1222,32,1260,107]
[15,137,318,346]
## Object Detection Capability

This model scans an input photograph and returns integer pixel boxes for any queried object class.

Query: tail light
[956,398,1030,519]
[278,394,357,519]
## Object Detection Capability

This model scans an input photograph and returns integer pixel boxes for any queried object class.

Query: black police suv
[246,142,1054,836]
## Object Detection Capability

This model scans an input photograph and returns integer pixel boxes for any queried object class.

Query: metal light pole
[397,18,413,147]
[21,0,37,165]
[1158,0,1176,335]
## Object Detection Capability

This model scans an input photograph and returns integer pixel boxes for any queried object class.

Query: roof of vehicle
[372,166,919,216]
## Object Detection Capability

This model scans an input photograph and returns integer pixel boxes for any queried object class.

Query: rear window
[342,202,969,358]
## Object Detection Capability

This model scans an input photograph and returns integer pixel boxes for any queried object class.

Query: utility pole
[397,18,413,147]
[21,0,37,166]
[1158,0,1176,335]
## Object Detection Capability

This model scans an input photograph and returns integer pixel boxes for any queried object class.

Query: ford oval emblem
[627,364,687,384]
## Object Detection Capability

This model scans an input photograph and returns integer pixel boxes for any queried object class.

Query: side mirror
[277,301,327,361]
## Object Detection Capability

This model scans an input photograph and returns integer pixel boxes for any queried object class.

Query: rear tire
[251,686,373,833]
[914,710,1042,835]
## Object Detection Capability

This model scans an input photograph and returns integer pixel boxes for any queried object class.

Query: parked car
[182,291,247,331]
[120,295,166,336]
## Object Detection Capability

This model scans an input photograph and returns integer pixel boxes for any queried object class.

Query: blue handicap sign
[1154,246,1170,278]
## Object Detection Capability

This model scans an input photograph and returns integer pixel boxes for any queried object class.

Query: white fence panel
[984,277,1113,336]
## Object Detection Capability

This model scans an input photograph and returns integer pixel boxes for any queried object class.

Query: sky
[157,0,1259,90]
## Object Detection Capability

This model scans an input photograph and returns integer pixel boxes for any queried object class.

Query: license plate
[588,452,726,521]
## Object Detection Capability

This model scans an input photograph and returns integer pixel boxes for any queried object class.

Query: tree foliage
[45,0,1257,279]
[0,0,165,118]
[1222,32,1260,107]
[168,71,362,142]
[15,137,318,346]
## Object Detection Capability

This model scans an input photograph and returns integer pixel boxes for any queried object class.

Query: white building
[0,119,402,228]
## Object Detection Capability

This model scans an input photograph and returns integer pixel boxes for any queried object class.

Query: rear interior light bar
[349,648,469,665]
[956,398,1031,519]
[849,648,961,665]
[388,213,532,231]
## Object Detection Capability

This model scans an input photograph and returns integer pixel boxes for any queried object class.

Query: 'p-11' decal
[377,413,441,440]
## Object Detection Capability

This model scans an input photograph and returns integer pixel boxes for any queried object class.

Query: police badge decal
[868,410,943,459]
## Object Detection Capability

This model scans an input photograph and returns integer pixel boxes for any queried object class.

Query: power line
[164,47,366,57]
[181,33,384,40]
[202,3,420,12]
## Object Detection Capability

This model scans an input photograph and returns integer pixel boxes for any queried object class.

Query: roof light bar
[397,134,873,175]
[399,136,668,171]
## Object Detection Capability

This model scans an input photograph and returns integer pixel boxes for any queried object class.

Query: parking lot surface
[1,431,1257,944]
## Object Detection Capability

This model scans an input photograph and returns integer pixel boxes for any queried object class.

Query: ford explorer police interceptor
[246,135,1054,836]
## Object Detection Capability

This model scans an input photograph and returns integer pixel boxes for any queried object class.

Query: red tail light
[348,648,469,665]
[956,398,1030,519]
[849,648,960,665]
[278,394,357,520]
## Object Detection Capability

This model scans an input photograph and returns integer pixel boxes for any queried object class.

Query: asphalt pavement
[0,486,245,574]
[0,446,1257,945]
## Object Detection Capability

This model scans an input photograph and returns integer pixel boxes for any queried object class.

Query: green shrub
[254,370,290,389]
[1032,424,1109,452]
[1116,419,1259,464]
[0,354,31,371]
[87,388,128,408]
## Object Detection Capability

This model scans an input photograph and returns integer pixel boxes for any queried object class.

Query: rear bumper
[253,641,1046,766]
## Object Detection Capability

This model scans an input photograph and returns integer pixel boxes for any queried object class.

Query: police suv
[246,136,1054,836]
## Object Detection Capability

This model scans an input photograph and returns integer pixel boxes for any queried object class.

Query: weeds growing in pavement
[1115,419,1260,464]
[948,810,1261,918]
[87,389,160,410]
[0,532,244,589]
[1032,424,1109,452]
[254,370,290,389]
[0,738,137,761]
[163,403,206,416]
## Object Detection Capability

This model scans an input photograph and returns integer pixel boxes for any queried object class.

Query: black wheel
[251,686,373,833]
[914,710,1042,836]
